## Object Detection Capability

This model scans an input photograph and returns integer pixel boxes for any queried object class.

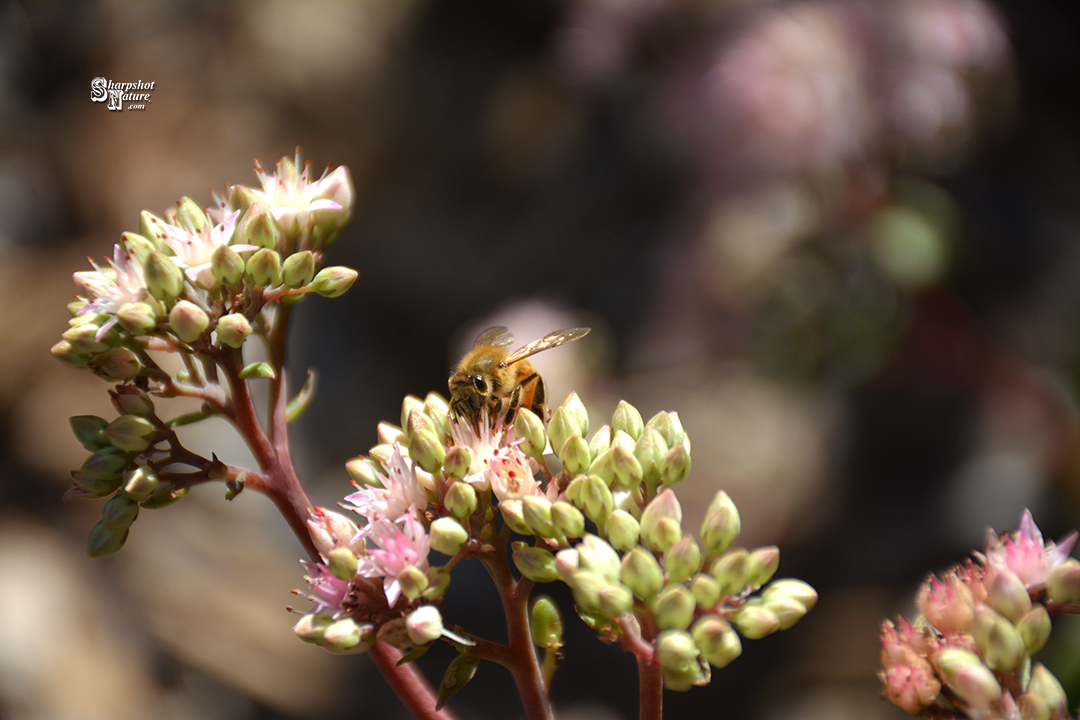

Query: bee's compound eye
[471,375,487,392]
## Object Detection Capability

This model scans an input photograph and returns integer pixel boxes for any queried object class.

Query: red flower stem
[369,643,460,720]
[616,615,662,720]
[480,538,553,720]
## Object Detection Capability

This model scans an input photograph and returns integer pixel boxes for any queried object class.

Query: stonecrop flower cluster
[881,511,1080,720]
[52,151,357,556]
[293,392,817,691]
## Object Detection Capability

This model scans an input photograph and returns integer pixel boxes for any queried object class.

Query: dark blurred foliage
[4,0,1080,718]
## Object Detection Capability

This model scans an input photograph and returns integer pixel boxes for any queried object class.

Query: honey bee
[449,326,591,427]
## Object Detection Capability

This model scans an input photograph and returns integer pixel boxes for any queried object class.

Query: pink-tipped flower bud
[640,489,683,554]
[144,250,184,303]
[880,659,941,715]
[606,509,641,552]
[690,573,721,609]
[558,434,591,476]
[701,490,740,557]
[282,250,316,288]
[430,517,468,556]
[935,647,1002,711]
[325,618,375,654]
[562,392,590,436]
[105,414,155,453]
[659,444,691,487]
[664,536,703,585]
[237,203,281,250]
[744,546,780,588]
[1046,557,1080,605]
[612,400,644,441]
[985,566,1033,623]
[971,603,1025,673]
[711,548,749,597]
[647,411,685,448]
[578,474,613,525]
[577,534,622,584]
[514,407,546,458]
[651,583,696,630]
[406,605,444,645]
[732,604,781,639]
[292,612,333,645]
[917,574,974,633]
[211,244,245,286]
[116,302,158,335]
[551,501,585,539]
[513,544,560,583]
[246,248,282,287]
[397,565,430,601]
[408,425,445,474]
[443,446,474,481]
[523,496,556,538]
[216,313,253,348]
[692,616,743,669]
[61,323,109,355]
[445,480,477,520]
[621,546,664,601]
[547,407,578,464]
[591,445,644,490]
[110,386,155,417]
[92,347,141,381]
[168,300,210,343]
[499,499,533,535]
[1017,604,1051,655]
[310,266,358,298]
[51,340,90,369]
[589,424,613,457]
[634,426,668,488]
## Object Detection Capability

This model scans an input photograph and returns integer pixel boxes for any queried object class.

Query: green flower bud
[971,603,1024,673]
[1046,557,1080,605]
[663,663,706,692]
[328,547,359,579]
[935,648,1002,711]
[71,415,110,451]
[744,546,780,588]
[144,251,184,303]
[293,612,333,645]
[530,596,563,649]
[375,617,412,649]
[246,248,282,287]
[175,196,210,235]
[91,347,141,381]
[238,203,282,250]
[640,489,682,554]
[513,544,559,583]
[566,571,606,612]
[423,566,453,601]
[732,604,781,639]
[423,397,452,439]
[701,491,741,557]
[513,408,546,458]
[711,548,749,596]
[558,435,591,476]
[576,534,622,583]
[621,545,664,601]
[694,616,742,669]
[523,496,556,538]
[551,501,585,539]
[62,323,110,354]
[659,444,691,487]
[211,244,245,285]
[310,266,358,297]
[67,299,88,317]
[116,302,158,335]
[282,250,316,288]
[664,536,703,584]
[406,606,444,645]
[408,425,445,474]
[547,407,578,463]
[168,300,209,343]
[635,426,668,489]
[590,445,644,490]
[397,565,430,600]
[597,583,634,617]
[690,574,721,609]
[110,387,154,417]
[444,481,477,520]
[588,425,612,460]
[216,313,253,348]
[647,411,685,448]
[1016,604,1051,655]
[1027,663,1068,716]
[140,484,186,509]
[138,211,169,245]
[51,340,91,369]
[443,446,473,481]
[499,499,533,535]
[325,618,375,653]
[1019,693,1049,720]
[87,520,128,557]
[345,456,383,487]
[430,517,469,556]
[652,584,696,630]
[612,401,644,441]
[121,231,156,265]
[121,466,159,502]
[562,392,590,436]
[105,414,155,453]
[101,494,139,530]
[761,593,809,631]
[656,628,700,674]
[564,475,584,505]
[606,509,640,552]
[985,568,1032,624]
[67,470,121,499]
[81,446,133,481]
[578,474,613,525]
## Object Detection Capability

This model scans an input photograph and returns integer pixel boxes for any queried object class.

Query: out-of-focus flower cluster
[880,511,1080,719]
[51,153,357,556]
[294,393,817,691]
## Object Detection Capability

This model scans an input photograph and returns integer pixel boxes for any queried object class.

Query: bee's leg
[505,383,524,424]
[529,374,547,418]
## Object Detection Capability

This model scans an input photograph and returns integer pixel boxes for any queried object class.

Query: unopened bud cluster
[880,510,1080,719]
[294,393,816,689]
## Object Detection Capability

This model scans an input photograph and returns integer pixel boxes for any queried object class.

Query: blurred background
[3,0,1080,717]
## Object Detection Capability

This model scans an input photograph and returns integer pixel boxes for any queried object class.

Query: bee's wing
[500,328,591,367]
[474,326,515,349]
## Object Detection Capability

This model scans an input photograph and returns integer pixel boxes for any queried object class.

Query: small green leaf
[436,653,480,710]
[167,410,212,428]
[396,643,431,666]
[239,362,275,380]
[286,369,318,423]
